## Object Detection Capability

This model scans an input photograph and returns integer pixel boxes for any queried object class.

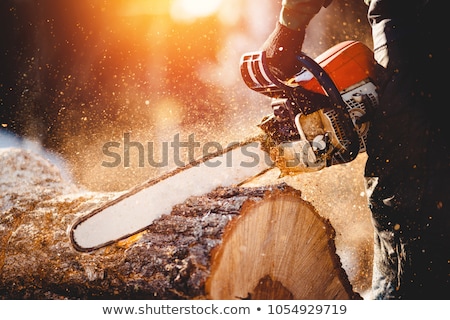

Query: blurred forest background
[0,0,371,191]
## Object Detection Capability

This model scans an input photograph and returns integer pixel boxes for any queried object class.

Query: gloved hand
[260,22,306,81]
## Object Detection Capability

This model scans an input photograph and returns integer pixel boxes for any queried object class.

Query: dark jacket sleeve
[280,0,333,31]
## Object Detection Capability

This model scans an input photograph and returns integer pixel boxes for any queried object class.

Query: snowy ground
[0,129,73,182]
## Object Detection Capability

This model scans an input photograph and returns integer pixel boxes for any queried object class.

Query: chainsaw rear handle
[240,50,361,161]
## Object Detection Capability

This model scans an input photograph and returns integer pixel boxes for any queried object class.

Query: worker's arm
[280,0,332,31]
[260,0,333,79]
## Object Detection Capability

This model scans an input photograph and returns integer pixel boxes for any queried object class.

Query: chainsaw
[240,40,378,176]
[69,40,378,252]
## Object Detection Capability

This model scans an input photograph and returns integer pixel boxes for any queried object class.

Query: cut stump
[206,187,358,300]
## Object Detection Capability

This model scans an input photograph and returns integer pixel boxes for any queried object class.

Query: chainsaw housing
[240,41,378,175]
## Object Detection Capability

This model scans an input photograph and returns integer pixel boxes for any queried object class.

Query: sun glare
[118,0,225,22]
[119,0,171,16]
[170,0,224,22]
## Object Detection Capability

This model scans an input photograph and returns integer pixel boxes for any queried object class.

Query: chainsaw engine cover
[240,41,378,175]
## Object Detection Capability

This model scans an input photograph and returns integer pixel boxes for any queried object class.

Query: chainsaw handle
[295,53,344,109]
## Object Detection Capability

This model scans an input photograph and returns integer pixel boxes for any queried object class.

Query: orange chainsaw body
[294,41,376,94]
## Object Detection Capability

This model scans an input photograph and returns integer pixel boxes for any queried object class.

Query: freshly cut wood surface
[207,188,359,300]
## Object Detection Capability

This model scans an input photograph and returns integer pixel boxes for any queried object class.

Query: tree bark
[0,148,360,299]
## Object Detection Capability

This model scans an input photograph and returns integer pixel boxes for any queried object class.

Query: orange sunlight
[118,0,224,21]
[118,0,171,16]
[170,0,224,22]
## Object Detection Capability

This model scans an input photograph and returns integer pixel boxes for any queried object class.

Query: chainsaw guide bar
[69,136,273,252]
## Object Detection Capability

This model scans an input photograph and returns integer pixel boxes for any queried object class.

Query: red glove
[260,22,306,81]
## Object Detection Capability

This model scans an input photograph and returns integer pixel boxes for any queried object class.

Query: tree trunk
[0,148,360,299]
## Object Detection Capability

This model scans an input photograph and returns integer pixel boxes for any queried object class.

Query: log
[206,189,358,299]
[0,148,360,299]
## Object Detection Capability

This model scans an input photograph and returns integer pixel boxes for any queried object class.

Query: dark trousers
[364,1,449,299]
